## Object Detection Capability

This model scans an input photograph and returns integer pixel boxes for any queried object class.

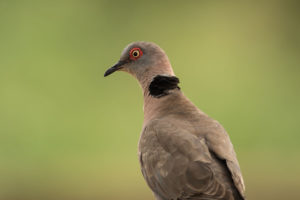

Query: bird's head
[104,42,174,82]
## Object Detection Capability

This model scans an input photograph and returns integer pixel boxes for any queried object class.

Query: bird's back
[139,91,245,200]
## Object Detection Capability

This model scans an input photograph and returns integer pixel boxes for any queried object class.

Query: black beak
[104,60,128,77]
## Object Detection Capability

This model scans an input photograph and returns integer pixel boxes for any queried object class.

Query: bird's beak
[104,60,128,77]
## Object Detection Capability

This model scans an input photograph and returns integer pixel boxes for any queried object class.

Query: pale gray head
[104,42,174,82]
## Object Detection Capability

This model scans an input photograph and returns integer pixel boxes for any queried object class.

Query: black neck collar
[148,75,180,98]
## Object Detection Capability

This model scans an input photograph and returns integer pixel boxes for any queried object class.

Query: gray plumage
[104,42,245,200]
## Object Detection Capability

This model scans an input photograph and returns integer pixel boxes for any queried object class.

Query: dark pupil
[133,51,138,57]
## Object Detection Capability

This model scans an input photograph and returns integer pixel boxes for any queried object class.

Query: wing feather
[139,119,244,200]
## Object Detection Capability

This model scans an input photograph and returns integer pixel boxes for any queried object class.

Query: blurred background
[0,1,299,199]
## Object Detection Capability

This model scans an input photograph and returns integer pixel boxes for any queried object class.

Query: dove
[104,41,245,200]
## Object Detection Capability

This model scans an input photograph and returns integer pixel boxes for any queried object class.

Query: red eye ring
[129,47,143,60]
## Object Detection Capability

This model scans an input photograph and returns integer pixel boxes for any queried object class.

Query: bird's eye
[133,50,139,57]
[129,47,143,60]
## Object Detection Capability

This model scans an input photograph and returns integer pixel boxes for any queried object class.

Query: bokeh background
[0,1,299,200]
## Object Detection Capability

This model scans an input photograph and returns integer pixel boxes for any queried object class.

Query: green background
[0,1,299,199]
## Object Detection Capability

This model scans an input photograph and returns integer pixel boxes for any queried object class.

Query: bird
[104,42,246,200]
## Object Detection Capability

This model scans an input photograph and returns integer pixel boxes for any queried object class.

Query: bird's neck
[141,74,182,124]
[131,61,179,123]
[142,87,202,126]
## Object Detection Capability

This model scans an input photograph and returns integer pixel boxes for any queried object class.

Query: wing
[205,120,246,199]
[139,119,244,200]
